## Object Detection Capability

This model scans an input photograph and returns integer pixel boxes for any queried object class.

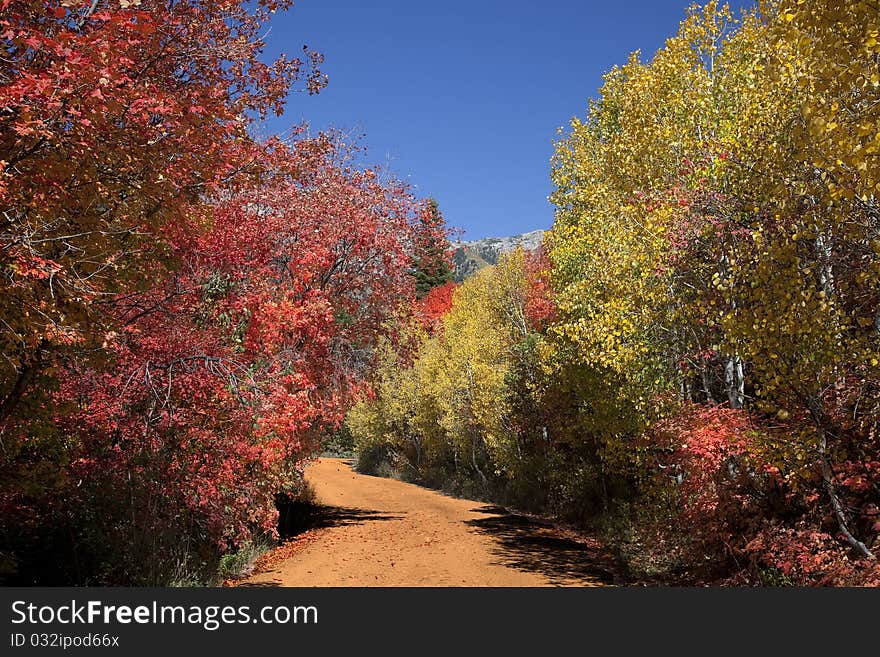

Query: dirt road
[241,458,621,587]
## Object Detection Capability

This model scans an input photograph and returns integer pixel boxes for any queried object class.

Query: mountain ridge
[451,229,545,282]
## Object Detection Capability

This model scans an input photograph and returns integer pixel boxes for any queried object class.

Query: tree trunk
[0,344,46,428]
[816,233,834,296]
[724,355,744,409]
[471,434,488,489]
[701,363,715,404]
[818,428,874,559]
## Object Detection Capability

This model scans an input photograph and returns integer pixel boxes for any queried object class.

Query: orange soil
[239,457,621,587]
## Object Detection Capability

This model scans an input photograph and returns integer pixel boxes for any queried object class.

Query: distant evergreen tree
[413,198,454,298]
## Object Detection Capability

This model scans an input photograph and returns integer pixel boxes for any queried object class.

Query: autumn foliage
[1,2,447,584]
[4,0,879,586]
[415,281,456,333]
[349,1,880,586]
[1,0,323,386]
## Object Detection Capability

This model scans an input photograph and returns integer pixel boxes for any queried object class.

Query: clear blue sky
[262,1,752,240]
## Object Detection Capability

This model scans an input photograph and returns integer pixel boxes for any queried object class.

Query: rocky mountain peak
[451,229,545,282]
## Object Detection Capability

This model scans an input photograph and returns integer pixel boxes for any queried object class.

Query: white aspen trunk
[724,355,744,409]
[471,433,488,488]
[816,233,834,296]
[718,252,743,409]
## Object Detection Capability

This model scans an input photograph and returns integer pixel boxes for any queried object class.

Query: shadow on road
[465,505,621,586]
[237,502,403,588]
[277,498,403,539]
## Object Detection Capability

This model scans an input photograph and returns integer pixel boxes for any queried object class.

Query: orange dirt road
[241,458,621,587]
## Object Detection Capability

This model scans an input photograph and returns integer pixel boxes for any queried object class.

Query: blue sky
[262,1,753,240]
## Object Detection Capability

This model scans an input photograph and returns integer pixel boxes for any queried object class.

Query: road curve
[241,457,620,587]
